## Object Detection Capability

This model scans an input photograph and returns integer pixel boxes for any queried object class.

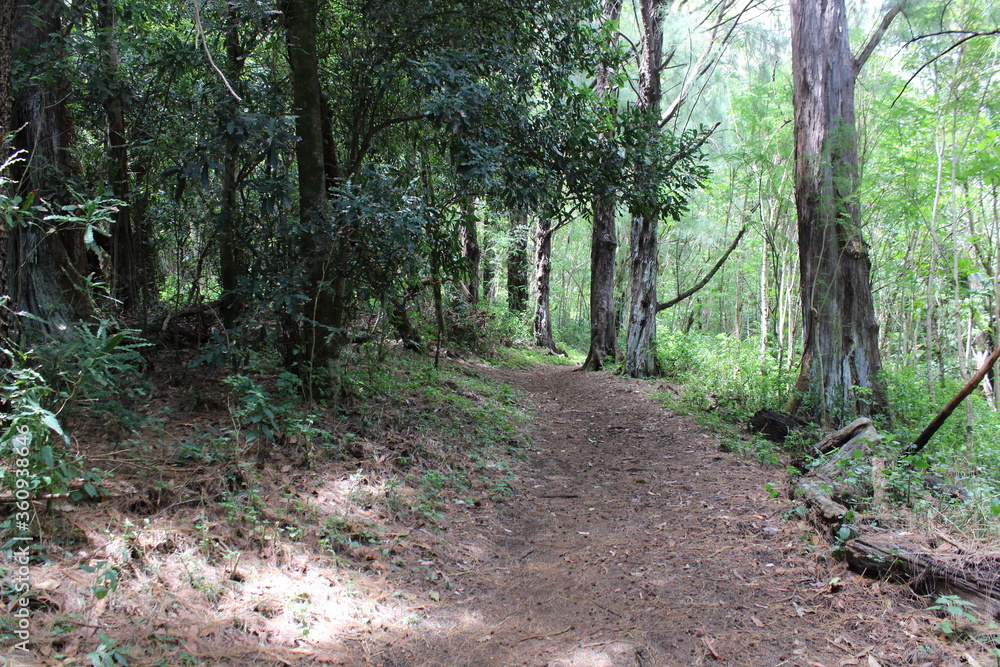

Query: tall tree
[532,210,563,354]
[787,0,904,425]
[217,0,248,330]
[10,0,92,335]
[96,0,138,311]
[623,0,664,378]
[507,212,529,312]
[581,0,622,372]
[0,0,13,344]
[280,0,339,371]
[621,0,743,377]
[458,198,480,308]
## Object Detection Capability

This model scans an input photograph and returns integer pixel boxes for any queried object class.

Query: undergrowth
[652,330,1000,542]
[0,328,533,664]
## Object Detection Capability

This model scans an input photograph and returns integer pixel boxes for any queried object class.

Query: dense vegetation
[4,0,1000,654]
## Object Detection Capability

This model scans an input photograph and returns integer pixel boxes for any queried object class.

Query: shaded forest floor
[4,357,992,666]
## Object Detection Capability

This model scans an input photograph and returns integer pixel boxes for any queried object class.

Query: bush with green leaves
[0,352,105,501]
[30,323,151,428]
[656,331,796,417]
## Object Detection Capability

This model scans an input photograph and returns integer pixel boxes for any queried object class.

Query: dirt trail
[354,365,955,666]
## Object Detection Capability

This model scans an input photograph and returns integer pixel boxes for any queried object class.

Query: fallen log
[791,418,881,537]
[810,417,876,458]
[846,531,1000,621]
[748,408,813,443]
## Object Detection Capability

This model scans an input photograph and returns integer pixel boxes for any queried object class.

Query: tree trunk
[459,198,480,308]
[218,0,247,330]
[581,0,622,372]
[389,294,422,352]
[789,0,889,425]
[507,212,529,313]
[624,0,662,378]
[625,210,660,377]
[482,214,495,303]
[97,0,138,312]
[10,0,92,335]
[532,213,562,354]
[281,0,340,372]
[0,0,13,345]
[583,195,619,370]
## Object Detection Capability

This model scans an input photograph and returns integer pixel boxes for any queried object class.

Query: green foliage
[1,352,103,500]
[656,331,795,417]
[319,515,382,555]
[87,633,133,667]
[31,324,151,427]
[80,561,120,600]
[927,595,979,637]
[224,375,281,443]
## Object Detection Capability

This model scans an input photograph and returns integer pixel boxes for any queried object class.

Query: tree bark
[507,212,529,313]
[97,0,138,312]
[582,195,619,370]
[482,214,495,303]
[281,0,341,372]
[581,0,622,372]
[10,0,92,335]
[846,533,1000,621]
[458,198,480,308]
[789,0,891,425]
[0,0,13,345]
[532,212,562,354]
[217,0,247,330]
[624,0,663,378]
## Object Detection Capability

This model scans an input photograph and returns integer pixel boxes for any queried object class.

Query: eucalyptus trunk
[507,212,529,313]
[459,198,480,308]
[788,0,890,425]
[581,0,622,372]
[532,213,561,354]
[624,0,663,378]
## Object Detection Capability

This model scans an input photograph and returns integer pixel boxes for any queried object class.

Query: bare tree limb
[853,0,907,74]
[891,29,1000,107]
[656,223,747,312]
[905,344,1000,455]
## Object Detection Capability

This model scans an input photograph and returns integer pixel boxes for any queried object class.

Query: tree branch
[661,121,720,173]
[656,223,747,312]
[905,343,1000,455]
[891,29,1000,107]
[853,0,907,74]
[349,113,429,176]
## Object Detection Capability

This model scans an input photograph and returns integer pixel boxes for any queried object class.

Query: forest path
[363,364,946,666]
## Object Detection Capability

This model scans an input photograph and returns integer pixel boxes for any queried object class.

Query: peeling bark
[624,0,663,379]
[533,213,563,355]
[507,212,529,313]
[459,199,480,308]
[581,0,622,372]
[789,0,889,425]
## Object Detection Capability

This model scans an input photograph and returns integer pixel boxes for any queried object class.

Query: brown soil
[332,365,979,666]
[6,362,986,666]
